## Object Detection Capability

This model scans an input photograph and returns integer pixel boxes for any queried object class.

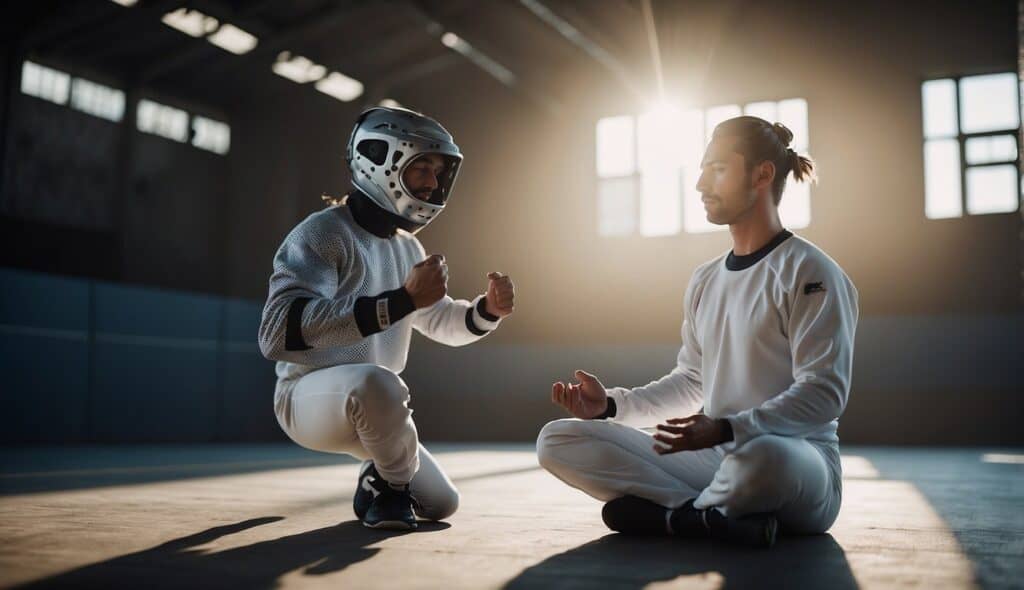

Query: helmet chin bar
[346,107,463,232]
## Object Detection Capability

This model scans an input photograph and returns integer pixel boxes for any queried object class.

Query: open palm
[551,370,608,419]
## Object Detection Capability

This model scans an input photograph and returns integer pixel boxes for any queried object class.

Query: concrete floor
[1,444,1021,589]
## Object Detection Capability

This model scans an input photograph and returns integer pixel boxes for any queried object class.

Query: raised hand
[551,370,608,419]
[404,254,448,309]
[484,272,515,318]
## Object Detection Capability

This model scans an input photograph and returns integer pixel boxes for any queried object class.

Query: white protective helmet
[346,106,463,233]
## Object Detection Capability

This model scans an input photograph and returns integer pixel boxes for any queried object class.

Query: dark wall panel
[0,268,90,443]
[91,283,221,442]
[220,299,282,441]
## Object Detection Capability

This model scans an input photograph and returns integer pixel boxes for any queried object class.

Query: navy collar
[347,191,399,239]
[725,230,793,271]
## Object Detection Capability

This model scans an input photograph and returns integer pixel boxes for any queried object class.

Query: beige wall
[393,0,1021,350]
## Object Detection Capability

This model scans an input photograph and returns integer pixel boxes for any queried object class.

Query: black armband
[354,287,416,336]
[285,298,313,351]
[592,397,617,420]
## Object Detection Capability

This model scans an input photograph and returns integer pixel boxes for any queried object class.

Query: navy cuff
[719,418,734,442]
[354,287,416,336]
[592,397,616,420]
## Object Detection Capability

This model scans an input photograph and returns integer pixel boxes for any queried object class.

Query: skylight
[315,72,364,102]
[161,8,218,38]
[272,52,326,84]
[207,23,258,55]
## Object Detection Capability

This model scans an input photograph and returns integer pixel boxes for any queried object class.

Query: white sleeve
[407,239,500,346]
[411,294,500,346]
[724,260,859,448]
[258,221,365,363]
[605,278,705,428]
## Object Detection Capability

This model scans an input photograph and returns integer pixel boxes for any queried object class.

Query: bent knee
[536,419,594,471]
[349,365,409,409]
[416,489,460,521]
[730,436,804,490]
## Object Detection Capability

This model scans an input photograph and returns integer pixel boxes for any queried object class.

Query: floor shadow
[853,448,1024,589]
[14,517,451,589]
[503,532,858,590]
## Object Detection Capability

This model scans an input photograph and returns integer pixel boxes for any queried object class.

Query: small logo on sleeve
[804,282,826,295]
[377,298,391,329]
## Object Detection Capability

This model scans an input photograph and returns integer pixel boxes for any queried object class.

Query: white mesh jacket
[258,195,500,401]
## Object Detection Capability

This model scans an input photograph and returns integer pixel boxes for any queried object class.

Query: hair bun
[771,122,794,147]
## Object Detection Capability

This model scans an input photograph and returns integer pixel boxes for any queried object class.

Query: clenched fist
[405,254,448,309]
[551,370,608,419]
[484,272,515,318]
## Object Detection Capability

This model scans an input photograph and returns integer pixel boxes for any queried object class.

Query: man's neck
[728,198,784,255]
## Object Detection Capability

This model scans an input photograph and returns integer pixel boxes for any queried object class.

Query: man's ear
[753,161,776,190]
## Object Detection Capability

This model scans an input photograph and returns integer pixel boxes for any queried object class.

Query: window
[192,116,230,155]
[921,73,1021,219]
[20,61,70,105]
[70,78,125,122]
[596,98,811,237]
[137,99,189,142]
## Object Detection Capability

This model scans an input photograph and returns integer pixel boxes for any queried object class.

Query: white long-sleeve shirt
[606,231,858,448]
[258,199,500,401]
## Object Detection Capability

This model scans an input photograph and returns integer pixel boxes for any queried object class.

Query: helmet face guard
[347,107,463,233]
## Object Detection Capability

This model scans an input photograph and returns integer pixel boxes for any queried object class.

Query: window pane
[777,98,809,150]
[596,116,635,177]
[598,176,637,236]
[704,104,741,143]
[638,108,687,172]
[21,61,70,105]
[70,78,125,122]
[966,165,1018,214]
[960,73,1019,134]
[779,180,811,229]
[964,134,1017,164]
[192,116,230,154]
[921,79,958,138]
[744,101,777,122]
[924,139,963,219]
[639,167,681,236]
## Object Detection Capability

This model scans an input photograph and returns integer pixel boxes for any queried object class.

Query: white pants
[275,363,459,521]
[536,419,842,534]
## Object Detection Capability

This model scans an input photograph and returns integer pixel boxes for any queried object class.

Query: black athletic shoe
[602,495,671,535]
[362,483,418,530]
[353,461,384,521]
[670,500,778,548]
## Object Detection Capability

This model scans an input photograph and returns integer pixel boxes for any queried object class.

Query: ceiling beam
[404,0,561,116]
[516,0,644,101]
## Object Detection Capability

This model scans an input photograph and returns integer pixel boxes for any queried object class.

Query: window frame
[923,73,1022,219]
[596,98,811,237]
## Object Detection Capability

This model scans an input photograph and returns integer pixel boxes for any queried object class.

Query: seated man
[259,106,514,531]
[537,116,858,548]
